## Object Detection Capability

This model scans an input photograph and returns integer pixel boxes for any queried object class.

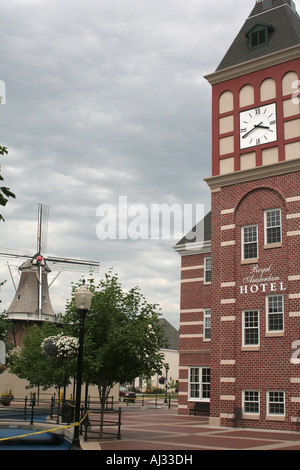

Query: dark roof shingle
[159,318,179,350]
[175,211,211,246]
[217,0,300,71]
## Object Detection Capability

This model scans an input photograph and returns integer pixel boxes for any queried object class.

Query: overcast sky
[1,0,299,329]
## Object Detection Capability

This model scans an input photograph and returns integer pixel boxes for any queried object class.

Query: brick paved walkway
[95,408,300,451]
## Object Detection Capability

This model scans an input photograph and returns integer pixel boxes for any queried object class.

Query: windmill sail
[0,248,32,259]
[37,203,49,254]
[46,256,100,272]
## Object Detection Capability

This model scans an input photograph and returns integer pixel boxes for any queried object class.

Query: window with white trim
[242,310,259,346]
[204,309,211,341]
[267,391,285,416]
[204,257,211,283]
[264,208,281,245]
[266,295,284,332]
[243,390,259,414]
[242,225,258,260]
[188,367,210,401]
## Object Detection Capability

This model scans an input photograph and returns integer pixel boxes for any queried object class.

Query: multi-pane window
[189,368,200,399]
[204,309,211,341]
[243,391,259,414]
[267,295,284,332]
[242,225,258,260]
[243,310,259,346]
[267,391,285,416]
[247,24,273,52]
[202,368,210,400]
[251,28,266,48]
[204,257,211,283]
[265,209,281,245]
[189,367,210,401]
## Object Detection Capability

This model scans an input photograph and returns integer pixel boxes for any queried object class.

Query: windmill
[0,203,100,326]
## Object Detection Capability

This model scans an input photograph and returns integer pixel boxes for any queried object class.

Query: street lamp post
[164,363,169,404]
[70,281,93,450]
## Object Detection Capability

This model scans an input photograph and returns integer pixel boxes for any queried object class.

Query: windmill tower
[0,204,100,345]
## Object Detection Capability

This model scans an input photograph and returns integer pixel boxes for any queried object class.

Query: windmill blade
[37,203,49,254]
[6,263,17,292]
[45,255,100,273]
[0,248,32,259]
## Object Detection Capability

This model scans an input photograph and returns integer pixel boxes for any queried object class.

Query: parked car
[119,386,136,403]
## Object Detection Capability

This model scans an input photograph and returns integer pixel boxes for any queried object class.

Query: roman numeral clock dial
[239,103,277,149]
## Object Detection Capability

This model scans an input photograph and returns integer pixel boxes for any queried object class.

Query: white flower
[41,334,79,357]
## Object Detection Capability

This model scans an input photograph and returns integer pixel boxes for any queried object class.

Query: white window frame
[242,390,260,415]
[204,257,211,284]
[264,208,282,246]
[188,367,210,402]
[204,309,211,341]
[242,310,259,346]
[242,224,258,260]
[267,391,285,416]
[266,295,284,333]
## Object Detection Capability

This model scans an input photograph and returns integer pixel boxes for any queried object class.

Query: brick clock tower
[174,0,300,430]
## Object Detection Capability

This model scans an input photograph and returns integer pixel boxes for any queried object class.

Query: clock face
[239,103,277,149]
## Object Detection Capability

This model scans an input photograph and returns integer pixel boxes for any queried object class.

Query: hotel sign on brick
[239,265,286,294]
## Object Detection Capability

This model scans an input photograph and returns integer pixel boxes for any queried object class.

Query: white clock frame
[239,103,277,150]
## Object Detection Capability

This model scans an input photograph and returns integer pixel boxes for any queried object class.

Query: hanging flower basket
[41,334,79,358]
[41,337,59,356]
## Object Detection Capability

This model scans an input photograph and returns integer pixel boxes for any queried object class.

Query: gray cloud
[1,0,292,328]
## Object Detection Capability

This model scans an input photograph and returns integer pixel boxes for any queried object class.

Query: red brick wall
[179,170,300,430]
[210,170,300,430]
[178,253,211,414]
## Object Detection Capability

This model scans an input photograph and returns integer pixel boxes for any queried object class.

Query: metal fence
[0,392,177,442]
[0,394,51,425]
[82,407,122,441]
[110,393,176,409]
[0,394,119,441]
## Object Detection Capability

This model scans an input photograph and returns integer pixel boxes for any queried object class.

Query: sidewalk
[91,407,300,451]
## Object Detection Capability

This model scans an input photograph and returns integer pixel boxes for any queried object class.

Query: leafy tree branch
[0,146,15,221]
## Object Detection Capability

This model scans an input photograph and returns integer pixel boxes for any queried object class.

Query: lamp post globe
[74,281,93,311]
[70,281,93,450]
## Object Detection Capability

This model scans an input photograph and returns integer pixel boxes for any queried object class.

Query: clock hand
[254,124,270,129]
[242,126,257,139]
[242,121,269,139]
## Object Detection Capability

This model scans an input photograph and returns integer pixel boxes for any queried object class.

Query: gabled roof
[175,211,211,247]
[173,211,211,256]
[216,0,300,71]
[158,318,179,350]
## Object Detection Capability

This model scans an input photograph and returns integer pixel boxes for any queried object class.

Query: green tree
[7,272,167,436]
[0,282,10,341]
[0,146,15,221]
[8,322,77,394]
[0,280,13,360]
[167,379,178,393]
[63,271,167,434]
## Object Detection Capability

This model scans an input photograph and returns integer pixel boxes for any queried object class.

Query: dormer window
[246,23,274,51]
[251,27,267,47]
